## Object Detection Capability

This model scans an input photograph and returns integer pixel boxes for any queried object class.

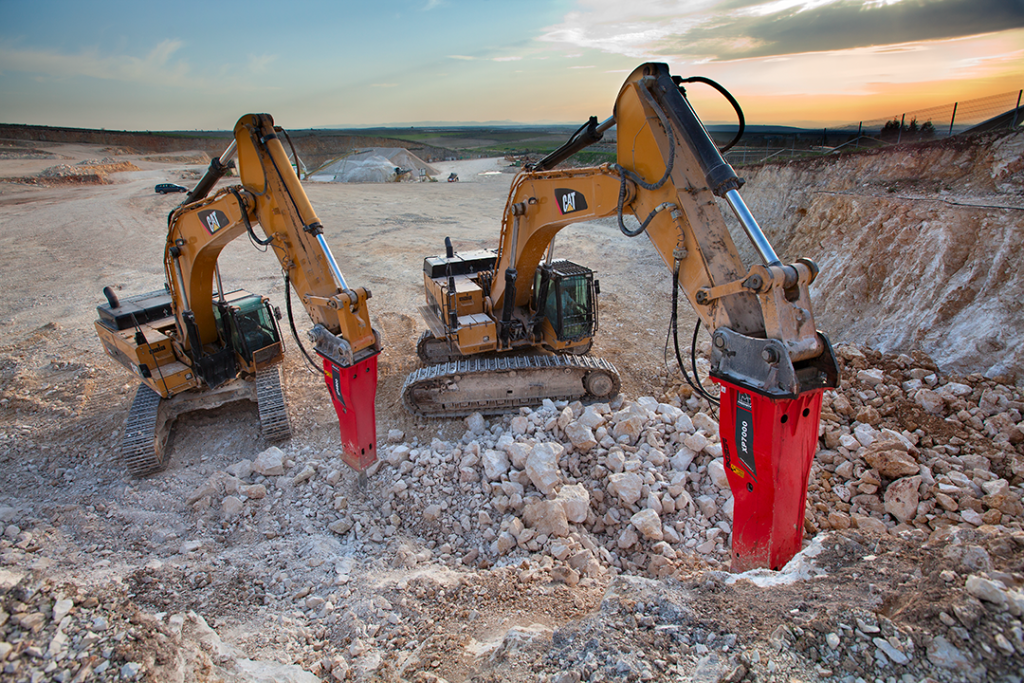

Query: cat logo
[554,188,588,215]
[197,209,229,235]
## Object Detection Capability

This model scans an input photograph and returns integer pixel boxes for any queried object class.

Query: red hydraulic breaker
[715,378,828,571]
[323,354,379,472]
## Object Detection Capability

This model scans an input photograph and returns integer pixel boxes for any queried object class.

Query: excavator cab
[213,290,284,374]
[534,260,598,344]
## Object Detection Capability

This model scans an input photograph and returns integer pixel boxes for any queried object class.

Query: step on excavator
[95,114,381,478]
[406,63,840,570]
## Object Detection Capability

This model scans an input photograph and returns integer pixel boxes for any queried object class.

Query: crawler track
[402,353,620,417]
[256,365,292,442]
[120,384,164,477]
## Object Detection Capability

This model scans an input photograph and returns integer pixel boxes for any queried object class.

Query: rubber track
[121,384,164,477]
[402,354,619,417]
[256,366,292,442]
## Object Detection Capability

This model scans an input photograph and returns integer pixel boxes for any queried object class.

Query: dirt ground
[1,134,1023,683]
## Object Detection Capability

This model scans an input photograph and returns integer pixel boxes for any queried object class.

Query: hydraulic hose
[674,76,746,153]
[670,259,720,409]
[284,271,323,375]
[231,188,273,247]
[612,82,677,238]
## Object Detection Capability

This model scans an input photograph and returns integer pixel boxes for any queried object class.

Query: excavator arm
[161,114,381,472]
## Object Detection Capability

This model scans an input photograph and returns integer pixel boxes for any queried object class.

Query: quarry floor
[0,137,1022,683]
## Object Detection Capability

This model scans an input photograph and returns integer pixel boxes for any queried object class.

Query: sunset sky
[1,0,1022,130]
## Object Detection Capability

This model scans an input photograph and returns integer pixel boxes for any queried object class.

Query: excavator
[94,114,381,478]
[405,63,840,571]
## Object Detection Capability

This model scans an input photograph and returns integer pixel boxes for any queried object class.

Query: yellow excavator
[95,114,381,477]
[406,63,840,570]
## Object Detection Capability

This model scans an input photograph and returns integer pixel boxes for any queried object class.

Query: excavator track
[256,365,292,442]
[121,384,164,477]
[402,353,620,417]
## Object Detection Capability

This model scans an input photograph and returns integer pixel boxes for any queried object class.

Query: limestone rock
[965,575,1008,608]
[671,447,697,472]
[507,442,531,469]
[612,415,645,444]
[692,412,719,436]
[523,499,569,538]
[291,464,317,485]
[481,449,510,481]
[253,446,286,476]
[525,443,563,495]
[608,472,643,506]
[466,412,487,435]
[707,459,730,490]
[883,476,921,523]
[226,459,253,480]
[556,484,590,524]
[857,368,884,386]
[577,406,606,429]
[563,422,597,452]
[863,442,920,479]
[914,389,945,415]
[630,509,663,540]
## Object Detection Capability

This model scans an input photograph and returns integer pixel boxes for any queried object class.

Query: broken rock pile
[359,345,1024,584]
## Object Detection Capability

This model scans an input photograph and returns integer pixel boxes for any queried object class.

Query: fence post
[949,103,957,137]
[1013,90,1022,130]
[897,114,905,144]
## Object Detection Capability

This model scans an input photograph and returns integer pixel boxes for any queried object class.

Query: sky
[1,0,1022,130]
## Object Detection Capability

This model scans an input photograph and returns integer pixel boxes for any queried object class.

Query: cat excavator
[406,63,840,570]
[95,114,381,478]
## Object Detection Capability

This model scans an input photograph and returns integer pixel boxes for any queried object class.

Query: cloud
[422,0,445,9]
[0,39,197,86]
[247,53,278,75]
[540,0,1024,62]
[493,56,523,62]
[447,55,477,61]
[371,83,400,87]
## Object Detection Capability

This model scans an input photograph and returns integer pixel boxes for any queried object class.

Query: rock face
[733,129,1024,381]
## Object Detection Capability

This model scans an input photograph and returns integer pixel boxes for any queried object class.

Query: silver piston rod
[315,233,349,291]
[725,189,781,267]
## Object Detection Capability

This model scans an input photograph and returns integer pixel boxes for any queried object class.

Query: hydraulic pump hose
[612,82,677,238]
[675,76,746,153]
[231,188,273,247]
[613,75,746,238]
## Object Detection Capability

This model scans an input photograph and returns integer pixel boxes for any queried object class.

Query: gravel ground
[1,133,1023,682]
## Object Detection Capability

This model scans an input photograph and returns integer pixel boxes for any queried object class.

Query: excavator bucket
[323,355,379,472]
[714,379,826,572]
